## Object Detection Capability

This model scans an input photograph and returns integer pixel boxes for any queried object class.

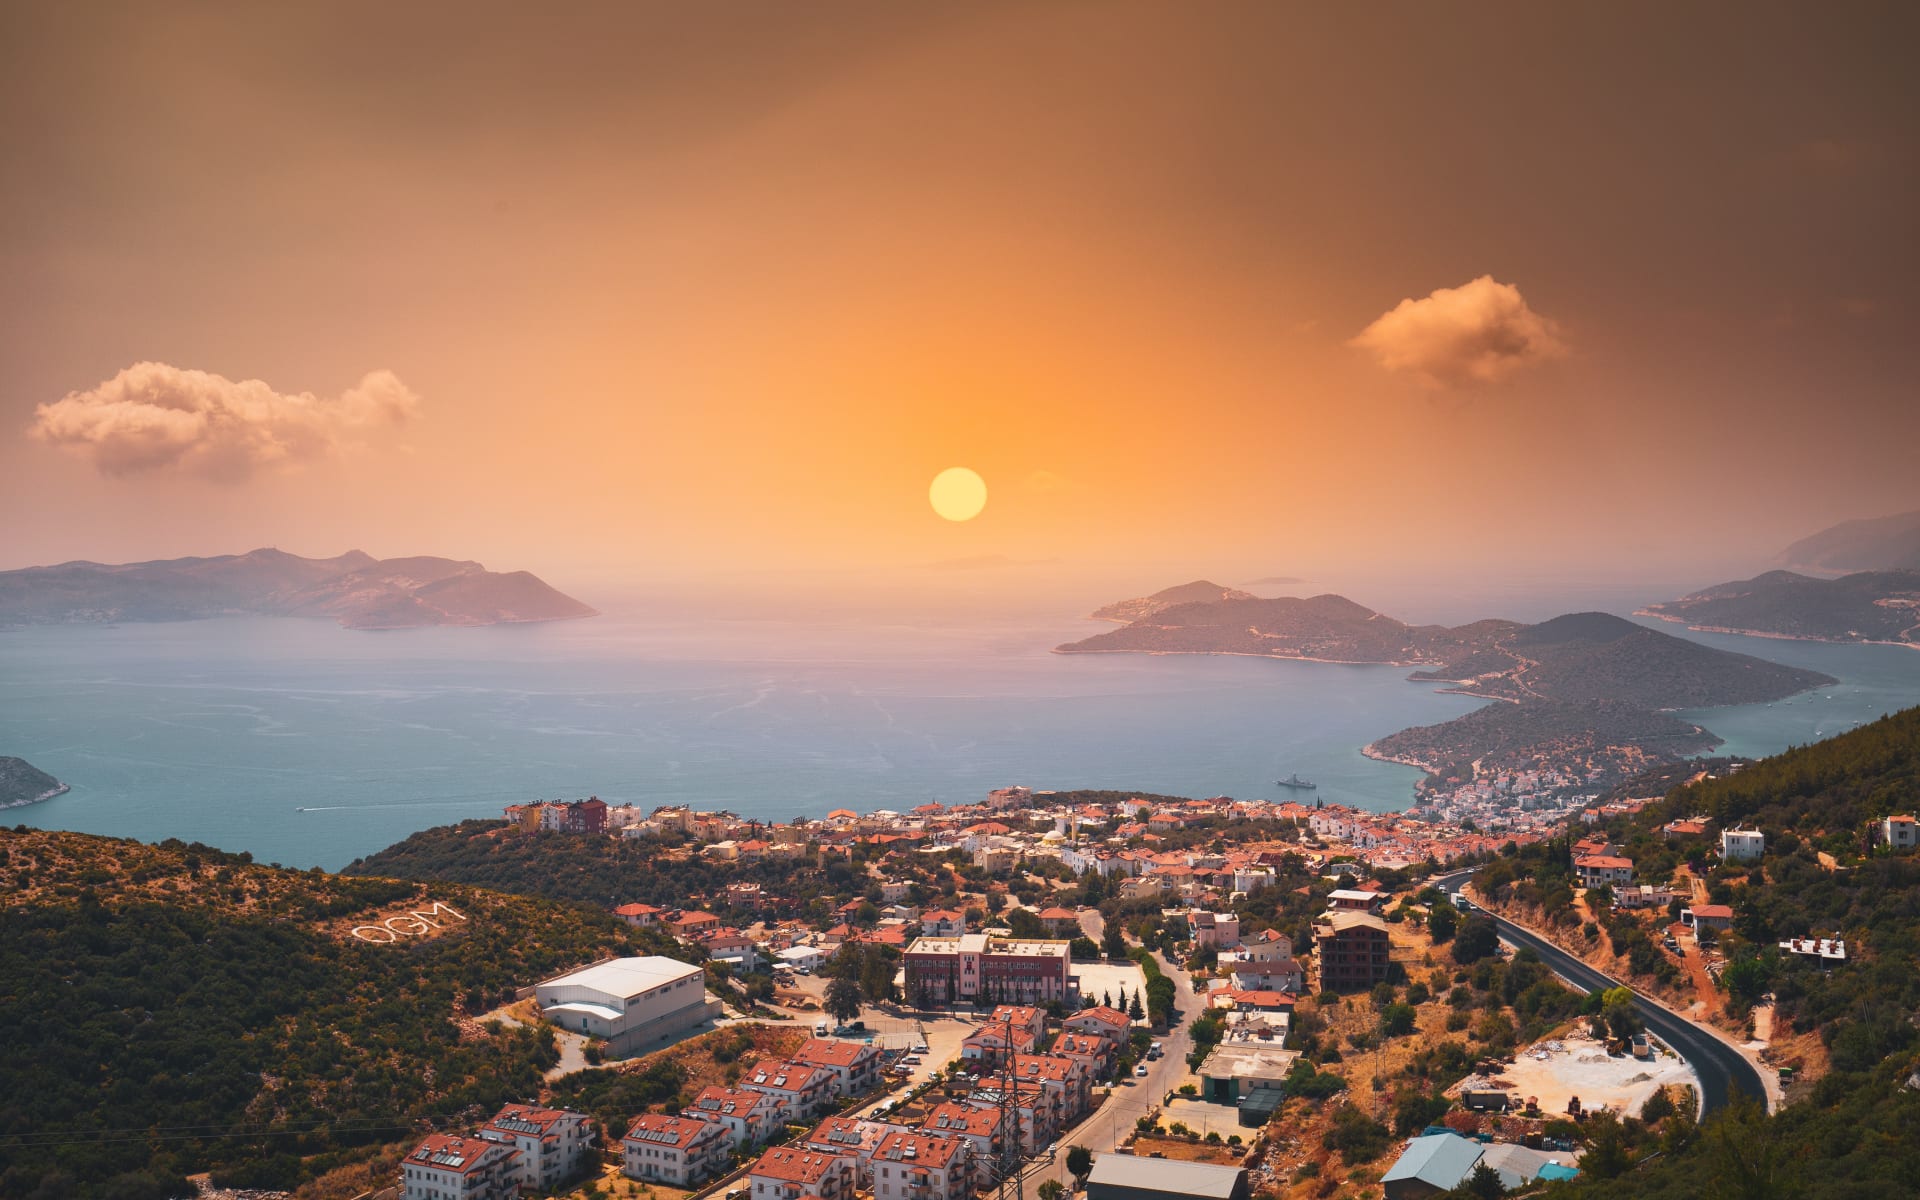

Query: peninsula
[1639,569,1920,647]
[0,757,67,809]
[0,547,597,630]
[1063,584,1834,801]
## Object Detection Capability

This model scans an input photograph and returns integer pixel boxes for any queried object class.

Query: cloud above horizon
[30,362,419,482]
[1350,276,1566,386]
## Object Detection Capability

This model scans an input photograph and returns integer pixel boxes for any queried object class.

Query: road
[1017,939,1201,1192]
[1433,868,1768,1117]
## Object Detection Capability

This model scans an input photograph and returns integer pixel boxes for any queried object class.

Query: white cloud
[29,362,420,482]
[1350,276,1566,387]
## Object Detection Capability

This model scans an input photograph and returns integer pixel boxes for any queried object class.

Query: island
[1639,569,1920,647]
[1063,584,1835,800]
[0,757,68,809]
[1088,579,1256,623]
[1776,508,1920,572]
[0,547,597,630]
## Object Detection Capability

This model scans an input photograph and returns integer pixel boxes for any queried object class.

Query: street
[1433,867,1770,1116]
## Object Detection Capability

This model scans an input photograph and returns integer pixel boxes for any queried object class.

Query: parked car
[1135,1065,1149,1077]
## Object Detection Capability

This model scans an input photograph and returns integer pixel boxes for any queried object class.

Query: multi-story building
[1880,815,1918,849]
[1181,910,1242,950]
[801,1117,892,1183]
[1048,1031,1115,1080]
[1573,855,1635,888]
[918,1104,1003,1184]
[791,1037,883,1098]
[476,1103,594,1193]
[919,910,968,937]
[535,956,720,1057]
[871,1131,974,1200]
[741,1059,839,1122]
[622,1114,731,1187]
[903,935,1075,1006]
[1313,912,1391,991]
[748,1147,858,1200]
[1062,1005,1131,1046]
[686,1086,785,1149]
[961,1082,1056,1149]
[1721,828,1766,863]
[961,1005,1046,1066]
[399,1134,520,1200]
[1008,1053,1091,1123]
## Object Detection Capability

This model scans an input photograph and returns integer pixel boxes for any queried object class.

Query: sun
[929,467,988,522]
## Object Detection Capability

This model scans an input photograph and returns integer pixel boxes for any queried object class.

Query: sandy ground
[1072,960,1149,1008]
[1479,1031,1699,1117]
[1161,1097,1255,1140]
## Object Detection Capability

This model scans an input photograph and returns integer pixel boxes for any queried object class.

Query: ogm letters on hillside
[347,899,468,943]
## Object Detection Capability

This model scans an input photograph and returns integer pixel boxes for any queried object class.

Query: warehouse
[535,956,720,1057]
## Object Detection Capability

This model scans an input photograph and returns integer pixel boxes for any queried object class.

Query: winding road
[1433,868,1769,1117]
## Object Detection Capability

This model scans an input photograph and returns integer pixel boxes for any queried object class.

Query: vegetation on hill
[1481,707,1920,1198]
[1088,580,1257,623]
[0,828,685,1199]
[1777,508,1920,572]
[1640,568,1920,645]
[1368,699,1721,790]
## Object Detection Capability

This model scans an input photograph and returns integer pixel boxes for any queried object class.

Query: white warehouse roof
[540,955,702,998]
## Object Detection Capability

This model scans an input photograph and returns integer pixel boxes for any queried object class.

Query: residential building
[1008,1053,1092,1123]
[1880,815,1918,849]
[1313,912,1391,990]
[1682,904,1734,932]
[802,1117,892,1180]
[622,1114,730,1187]
[871,1131,973,1200]
[748,1147,857,1200]
[1325,889,1386,915]
[1195,1039,1297,1105]
[791,1037,884,1098]
[1178,910,1242,949]
[535,956,720,1057]
[903,934,1075,1006]
[920,910,968,937]
[1050,1031,1115,1079]
[1062,1005,1132,1046]
[399,1134,520,1200]
[1037,906,1083,936]
[1662,818,1709,841]
[1721,828,1766,862]
[961,1005,1047,1066]
[613,903,665,928]
[741,1059,839,1121]
[1612,885,1680,911]
[918,1104,1002,1184]
[687,1086,785,1149]
[1573,855,1635,888]
[477,1103,593,1194]
[961,1082,1055,1148]
[1085,1156,1249,1200]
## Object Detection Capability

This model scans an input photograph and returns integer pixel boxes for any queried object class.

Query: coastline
[1,782,70,811]
[1051,646,1442,669]
[1635,609,1920,650]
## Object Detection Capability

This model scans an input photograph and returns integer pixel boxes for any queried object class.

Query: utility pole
[992,1014,1026,1200]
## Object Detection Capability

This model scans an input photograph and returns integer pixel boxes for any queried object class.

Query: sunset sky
[3,2,1914,598]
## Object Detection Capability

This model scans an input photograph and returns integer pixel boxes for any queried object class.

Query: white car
[1135,1065,1149,1077]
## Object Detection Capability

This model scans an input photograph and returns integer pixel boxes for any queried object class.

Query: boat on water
[1275,773,1317,790]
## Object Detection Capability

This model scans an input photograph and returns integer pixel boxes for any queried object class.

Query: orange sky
[2,2,1915,596]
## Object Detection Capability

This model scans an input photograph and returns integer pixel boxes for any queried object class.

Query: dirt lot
[1131,1132,1248,1165]
[1468,1030,1698,1117]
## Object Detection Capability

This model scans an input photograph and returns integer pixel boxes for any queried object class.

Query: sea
[4,587,1917,871]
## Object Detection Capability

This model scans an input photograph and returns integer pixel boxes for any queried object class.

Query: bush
[1322,1104,1391,1163]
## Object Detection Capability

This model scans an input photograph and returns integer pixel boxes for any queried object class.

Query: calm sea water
[3,604,1915,870]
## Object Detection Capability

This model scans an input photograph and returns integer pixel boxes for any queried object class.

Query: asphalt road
[1433,868,1767,1117]
[1017,929,1202,1191]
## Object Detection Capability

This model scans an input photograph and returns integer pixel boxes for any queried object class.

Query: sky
[2,1,1915,603]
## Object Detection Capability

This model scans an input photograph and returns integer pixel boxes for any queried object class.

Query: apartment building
[871,1131,974,1200]
[1313,912,1391,991]
[748,1147,858,1200]
[399,1134,520,1200]
[476,1103,593,1194]
[622,1114,730,1187]
[686,1086,785,1149]
[903,935,1075,1006]
[791,1037,884,1099]
[741,1060,839,1122]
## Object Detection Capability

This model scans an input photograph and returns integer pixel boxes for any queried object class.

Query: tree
[1580,1110,1631,1180]
[1428,903,1458,944]
[859,947,897,1004]
[1066,1146,1093,1183]
[1601,986,1641,1039]
[824,976,863,1025]
[1452,916,1499,964]
[1038,1180,1064,1200]
[1460,1160,1505,1200]
[1380,1003,1417,1038]
[1128,992,1145,1022]
[1103,923,1129,960]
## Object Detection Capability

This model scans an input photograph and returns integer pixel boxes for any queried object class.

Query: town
[380,776,1881,1200]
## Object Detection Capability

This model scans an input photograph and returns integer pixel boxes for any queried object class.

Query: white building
[535,956,720,1057]
[791,1037,884,1098]
[1721,828,1766,863]
[622,1113,731,1187]
[749,1146,859,1200]
[871,1130,974,1200]
[1573,855,1635,887]
[477,1103,593,1193]
[400,1134,520,1200]
[687,1086,786,1149]
[1880,815,1918,849]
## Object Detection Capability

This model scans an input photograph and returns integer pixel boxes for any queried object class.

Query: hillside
[1367,699,1720,787]
[1640,569,1920,645]
[0,828,686,1199]
[1777,508,1920,572]
[0,548,596,630]
[1062,592,1501,665]
[1087,579,1257,623]
[1485,709,1920,1199]
[0,756,66,808]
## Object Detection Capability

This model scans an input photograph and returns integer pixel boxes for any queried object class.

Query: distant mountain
[0,757,67,808]
[1088,579,1258,623]
[0,548,596,630]
[1639,569,1920,646]
[1777,509,1920,572]
[1060,588,1830,706]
